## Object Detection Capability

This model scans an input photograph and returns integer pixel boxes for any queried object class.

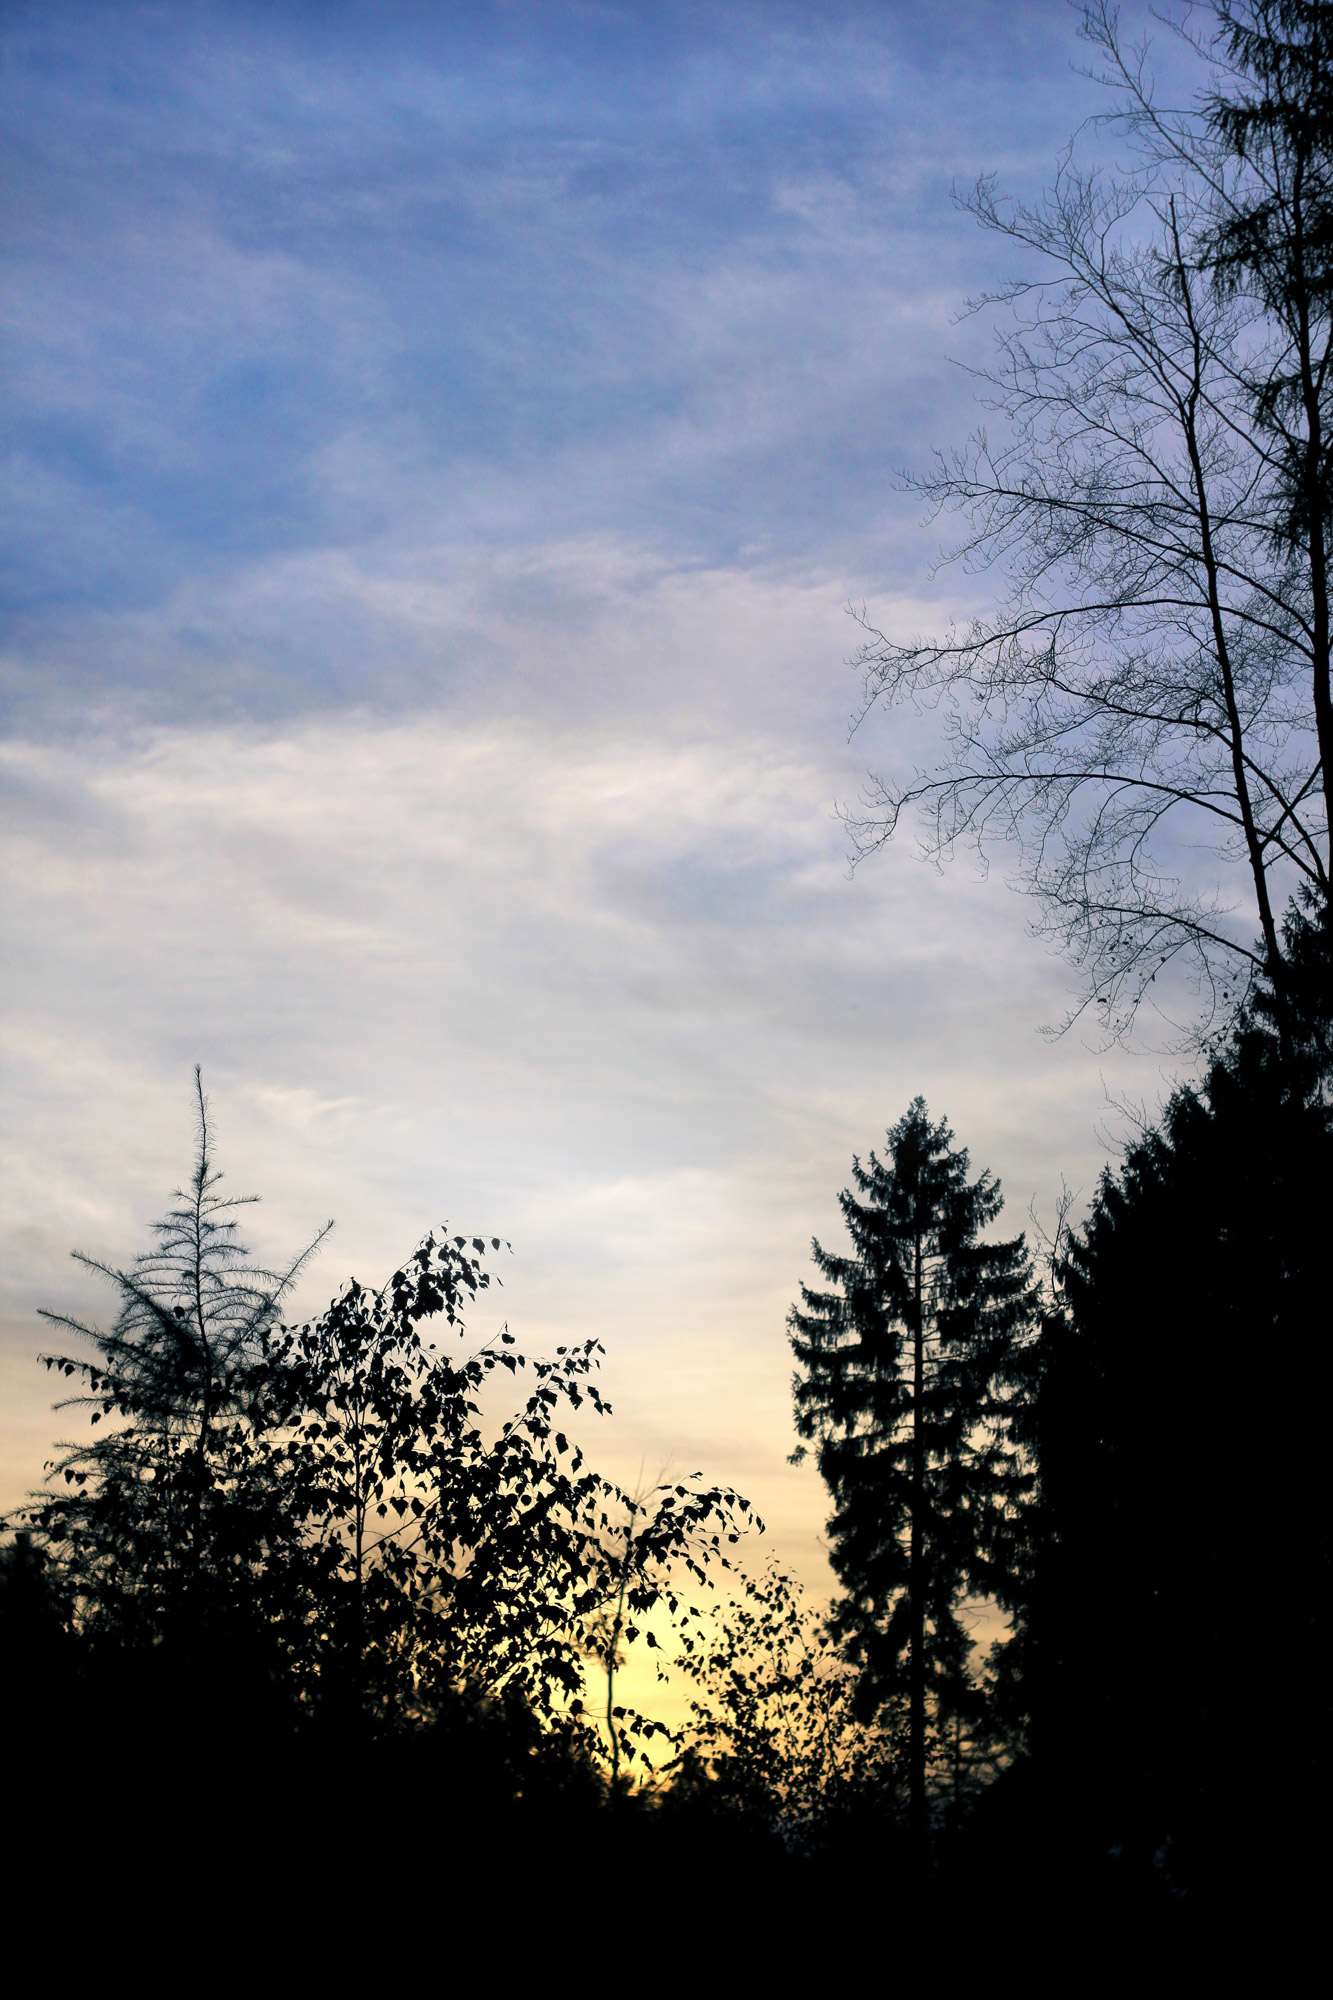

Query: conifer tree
[788,1100,1037,1848]
[1203,1,1333,799]
[24,1068,330,1646]
[1003,909,1331,1897]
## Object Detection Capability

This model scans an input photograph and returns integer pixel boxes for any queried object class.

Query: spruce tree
[788,1099,1037,1848]
[24,1069,330,1646]
[1204,2,1333,535]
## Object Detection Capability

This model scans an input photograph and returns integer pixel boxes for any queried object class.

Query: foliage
[672,1559,902,1843]
[1000,925,1331,1897]
[582,1472,760,1785]
[1202,2,1333,562]
[8,1076,765,1787]
[17,1069,330,1649]
[257,1231,615,1730]
[788,1099,1038,1842]
[267,1271,760,1757]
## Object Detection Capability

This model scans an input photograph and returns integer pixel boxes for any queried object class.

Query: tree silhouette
[1202,2,1333,798]
[673,1559,902,1846]
[1002,911,1330,1899]
[581,1471,758,1787]
[261,1231,616,1736]
[847,1,1332,1047]
[20,1068,330,1652]
[788,1100,1037,1851]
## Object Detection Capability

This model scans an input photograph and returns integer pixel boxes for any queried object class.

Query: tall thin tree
[789,1100,1037,1848]
[847,2,1332,1048]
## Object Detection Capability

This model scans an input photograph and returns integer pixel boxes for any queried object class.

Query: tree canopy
[1006,920,1329,1893]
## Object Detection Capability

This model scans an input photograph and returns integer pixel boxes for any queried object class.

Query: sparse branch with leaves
[673,1560,903,1842]
[581,1470,763,1785]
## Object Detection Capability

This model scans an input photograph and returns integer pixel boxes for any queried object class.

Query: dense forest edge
[4,900,1325,1937]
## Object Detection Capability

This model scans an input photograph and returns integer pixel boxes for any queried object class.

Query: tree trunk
[1290,166,1333,884]
[909,1225,927,1854]
[1172,218,1294,1055]
[353,1424,365,1713]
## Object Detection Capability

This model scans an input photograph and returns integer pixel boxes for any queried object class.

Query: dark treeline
[1011,900,1331,1888]
[6,907,1326,1934]
[990,896,1331,1913]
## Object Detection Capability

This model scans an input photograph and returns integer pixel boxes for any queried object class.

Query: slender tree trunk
[353,1421,365,1714]
[606,1569,627,1792]
[1172,217,1293,1053]
[605,1494,639,1794]
[1289,168,1333,884]
[909,1226,927,1853]
[1306,500,1332,887]
[190,1188,211,1619]
[952,1713,963,1827]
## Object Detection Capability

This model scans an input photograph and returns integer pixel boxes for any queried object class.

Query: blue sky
[2,1,1183,1604]
[1,0,1110,725]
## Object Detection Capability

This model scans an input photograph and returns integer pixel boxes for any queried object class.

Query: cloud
[1,0,1106,728]
[1,590,1155,1575]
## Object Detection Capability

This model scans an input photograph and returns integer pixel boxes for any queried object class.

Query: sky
[1,0,1195,1605]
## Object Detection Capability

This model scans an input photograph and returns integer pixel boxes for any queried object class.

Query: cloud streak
[1,675,1153,1573]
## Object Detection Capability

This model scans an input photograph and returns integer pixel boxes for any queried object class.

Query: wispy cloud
[1,680,1153,1571]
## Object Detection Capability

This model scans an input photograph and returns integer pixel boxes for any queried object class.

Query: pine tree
[24,1068,330,1645]
[1204,2,1333,531]
[788,1099,1037,1848]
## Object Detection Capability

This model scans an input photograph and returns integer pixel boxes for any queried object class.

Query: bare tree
[848,1,1330,1048]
